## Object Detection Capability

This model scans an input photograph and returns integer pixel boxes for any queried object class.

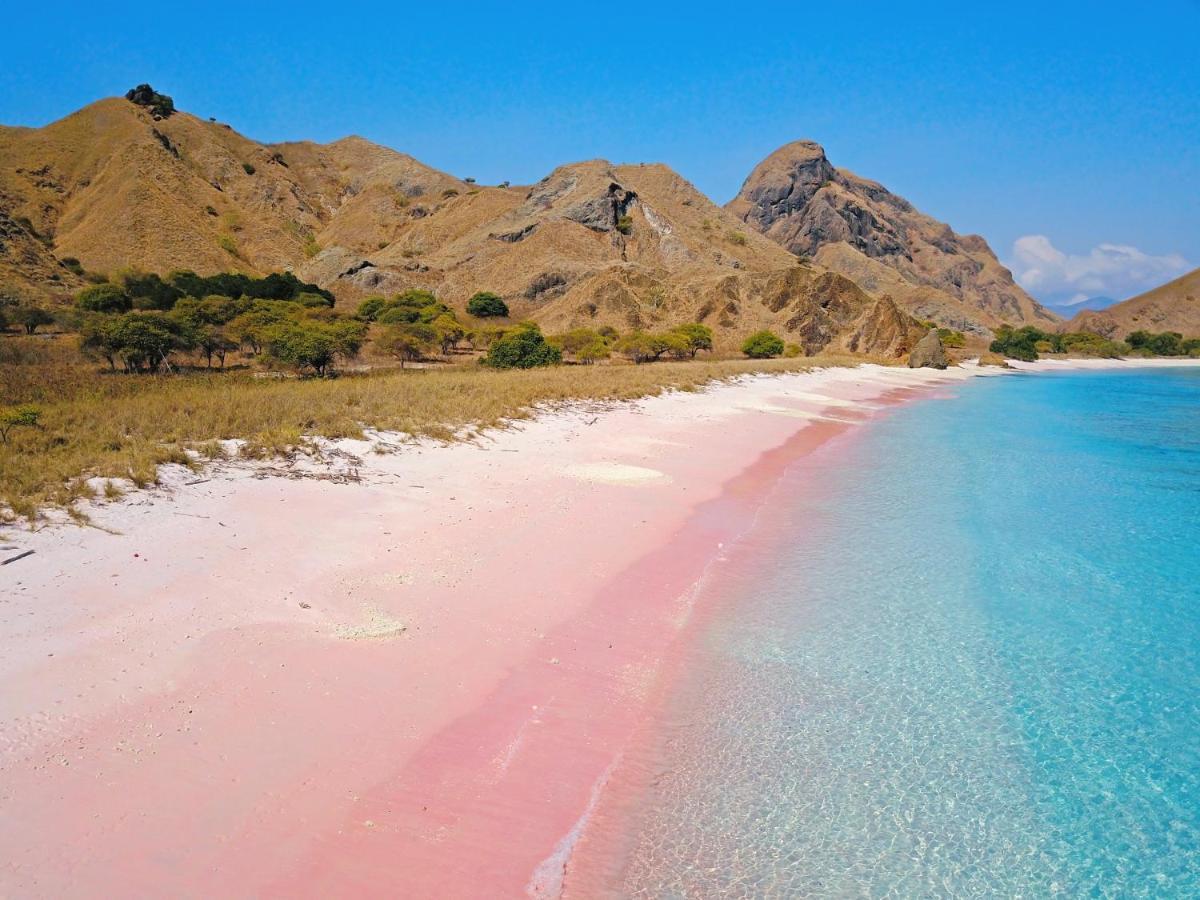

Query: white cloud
[1007,235,1192,304]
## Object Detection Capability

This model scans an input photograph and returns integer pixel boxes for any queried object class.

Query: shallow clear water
[610,368,1200,898]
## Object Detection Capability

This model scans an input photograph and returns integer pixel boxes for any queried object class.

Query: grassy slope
[1,334,876,521]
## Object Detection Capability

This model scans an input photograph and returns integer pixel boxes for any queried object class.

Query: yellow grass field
[0,334,882,521]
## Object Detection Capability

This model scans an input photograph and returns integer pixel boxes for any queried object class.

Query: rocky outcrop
[124,84,175,118]
[907,329,948,368]
[728,141,1059,333]
[561,182,638,232]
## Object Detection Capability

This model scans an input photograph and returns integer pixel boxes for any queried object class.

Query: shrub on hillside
[937,327,966,348]
[467,291,509,318]
[76,283,132,314]
[482,323,561,369]
[741,330,785,359]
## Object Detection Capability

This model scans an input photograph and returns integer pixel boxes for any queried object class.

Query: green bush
[741,330,785,359]
[482,323,562,369]
[467,291,509,318]
[242,162,256,176]
[124,271,183,310]
[615,214,633,235]
[989,325,1046,361]
[1129,330,1186,356]
[76,283,132,314]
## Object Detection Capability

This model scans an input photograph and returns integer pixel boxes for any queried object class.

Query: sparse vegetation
[742,330,785,359]
[616,214,633,235]
[0,339,861,521]
[937,327,966,348]
[217,234,239,255]
[241,162,256,176]
[728,230,748,246]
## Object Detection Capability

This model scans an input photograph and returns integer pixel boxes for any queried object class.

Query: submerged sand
[1,359,1193,897]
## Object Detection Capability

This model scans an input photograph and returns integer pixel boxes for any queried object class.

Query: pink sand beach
[1,364,993,897]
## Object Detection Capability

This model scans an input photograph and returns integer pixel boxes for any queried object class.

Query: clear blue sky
[3,1,1197,304]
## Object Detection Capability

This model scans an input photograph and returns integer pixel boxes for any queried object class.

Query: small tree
[194,324,237,368]
[669,323,713,358]
[11,305,55,334]
[262,319,365,376]
[482,323,562,369]
[76,283,132,314]
[0,405,41,444]
[742,330,785,359]
[431,313,465,355]
[615,332,660,364]
[356,295,389,321]
[376,322,438,367]
[576,340,611,364]
[467,291,509,318]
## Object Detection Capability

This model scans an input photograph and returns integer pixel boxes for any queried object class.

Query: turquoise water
[609,368,1200,897]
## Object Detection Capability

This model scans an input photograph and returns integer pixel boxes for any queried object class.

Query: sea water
[605,368,1200,897]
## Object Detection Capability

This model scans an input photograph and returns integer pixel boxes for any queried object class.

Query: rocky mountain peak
[727,141,1059,332]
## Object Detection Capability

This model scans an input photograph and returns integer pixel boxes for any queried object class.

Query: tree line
[990,325,1200,362]
[2,270,801,375]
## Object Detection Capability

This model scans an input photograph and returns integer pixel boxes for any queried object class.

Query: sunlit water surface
[605,368,1200,897]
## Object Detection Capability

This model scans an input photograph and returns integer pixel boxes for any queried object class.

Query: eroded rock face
[907,329,948,368]
[728,141,1059,331]
[562,182,638,232]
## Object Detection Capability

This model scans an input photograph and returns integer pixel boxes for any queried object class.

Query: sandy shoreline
[1,358,1196,897]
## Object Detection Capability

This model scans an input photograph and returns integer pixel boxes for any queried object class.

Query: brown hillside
[727,140,1060,334]
[0,91,930,357]
[1066,268,1200,339]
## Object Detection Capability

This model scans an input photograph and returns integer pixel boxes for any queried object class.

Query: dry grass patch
[1,335,879,521]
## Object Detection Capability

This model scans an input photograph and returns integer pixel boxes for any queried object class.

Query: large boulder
[908,329,948,369]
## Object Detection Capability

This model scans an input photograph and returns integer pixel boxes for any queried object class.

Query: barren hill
[1066,268,1200,338]
[727,141,1059,334]
[0,91,933,356]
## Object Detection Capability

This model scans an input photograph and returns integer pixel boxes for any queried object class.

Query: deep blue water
[613,368,1200,897]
